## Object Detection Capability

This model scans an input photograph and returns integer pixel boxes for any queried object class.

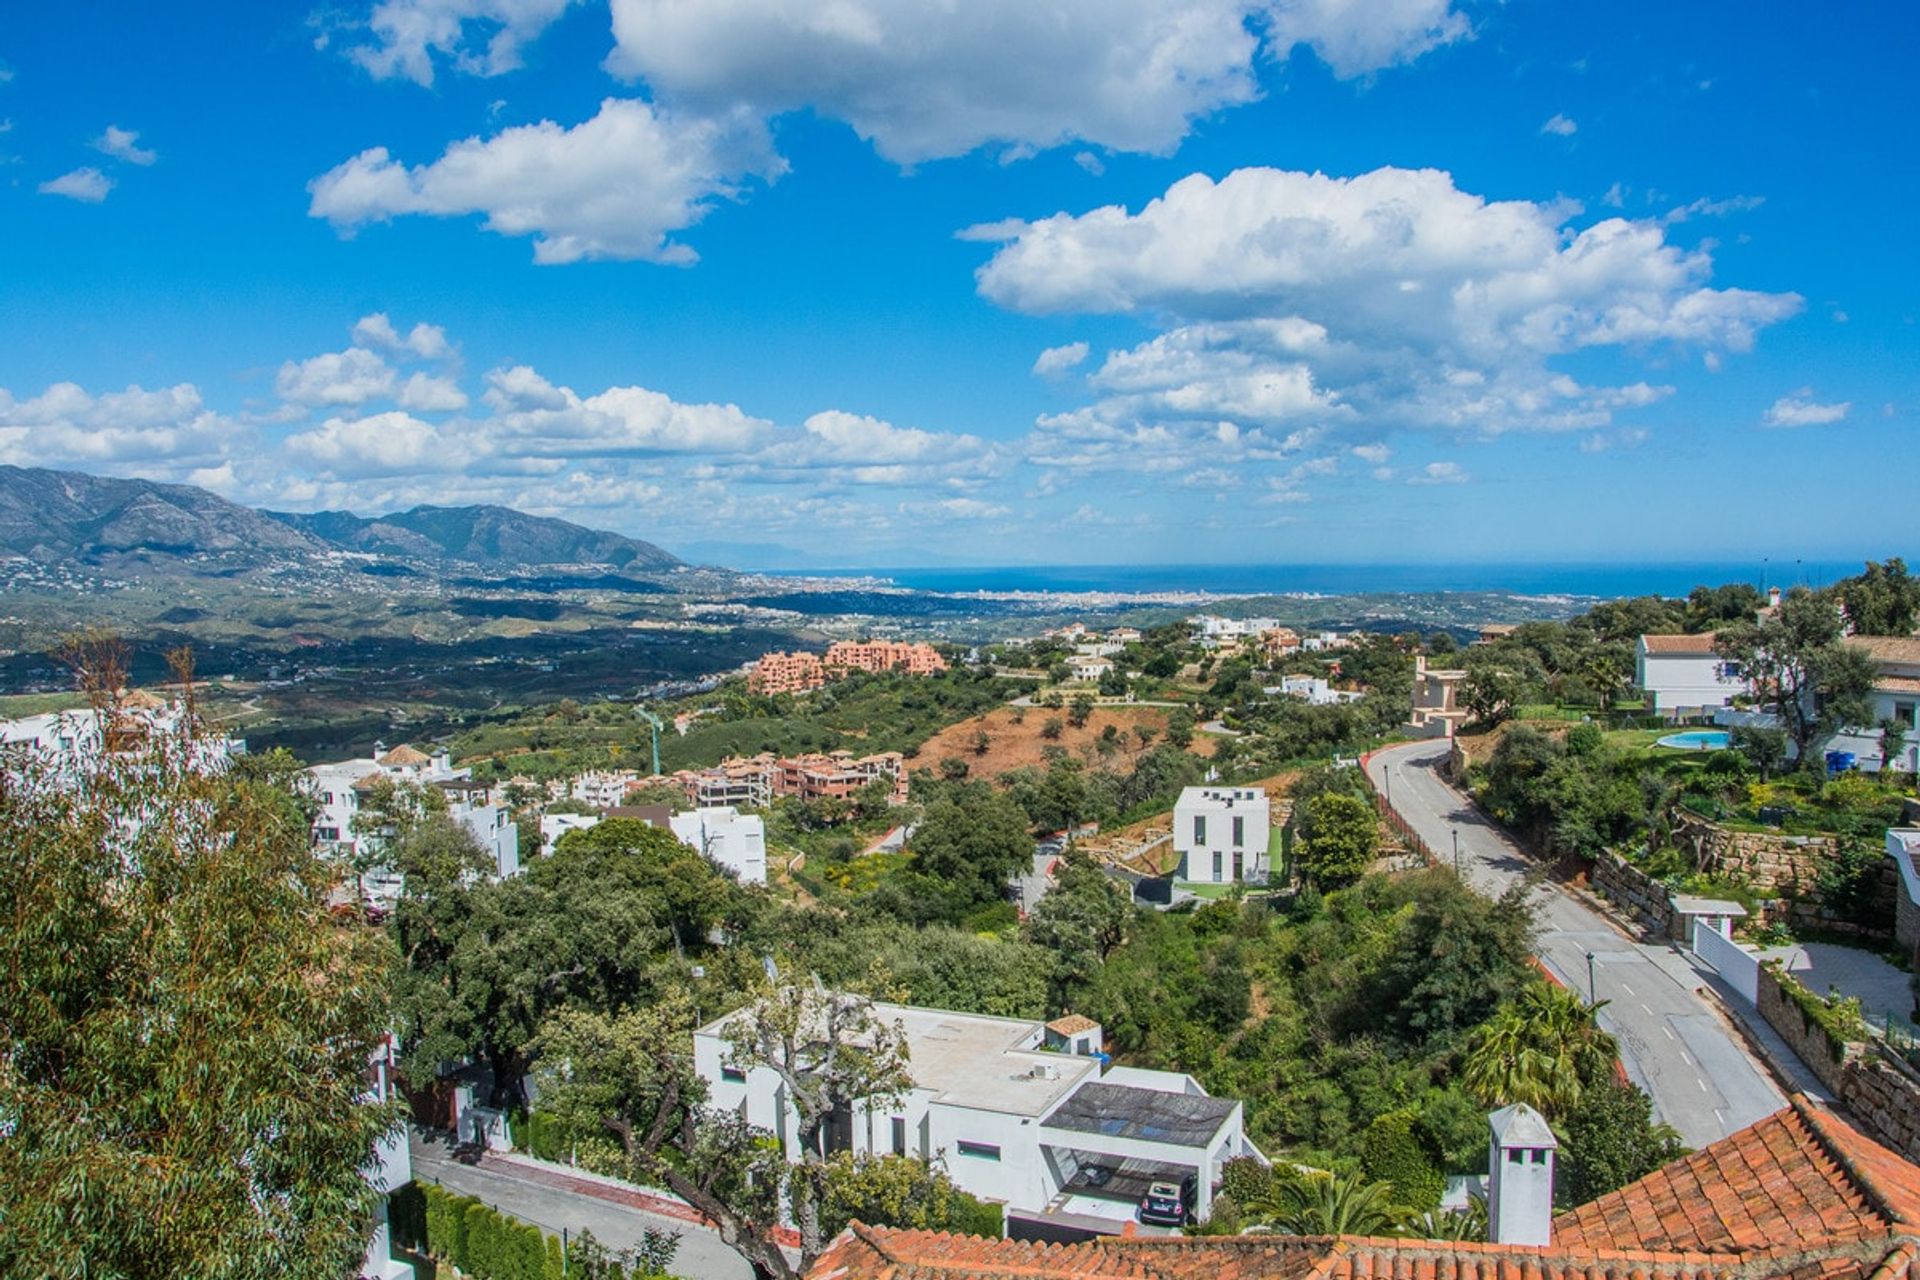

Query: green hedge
[1361,1110,1445,1211]
[507,1109,579,1164]
[399,1182,565,1280]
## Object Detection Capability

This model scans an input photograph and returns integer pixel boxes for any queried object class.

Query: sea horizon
[761,559,1875,600]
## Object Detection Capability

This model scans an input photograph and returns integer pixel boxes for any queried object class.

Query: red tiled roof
[809,1099,1920,1280]
[1048,1015,1101,1036]
[1849,637,1920,667]
[1640,633,1720,656]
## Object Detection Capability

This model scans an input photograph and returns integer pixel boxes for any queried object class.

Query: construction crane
[636,706,665,777]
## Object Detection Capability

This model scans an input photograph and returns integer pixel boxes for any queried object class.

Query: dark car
[1082,1163,1113,1188]
[1138,1181,1185,1226]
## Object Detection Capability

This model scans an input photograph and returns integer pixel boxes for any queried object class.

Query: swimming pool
[1656,729,1732,751]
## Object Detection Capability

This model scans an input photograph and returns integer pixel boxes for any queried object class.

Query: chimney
[1487,1104,1557,1247]
[1768,586,1782,608]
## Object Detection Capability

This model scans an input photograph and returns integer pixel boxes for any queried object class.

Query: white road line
[1619,982,1635,995]
[1662,1026,1676,1040]
[1698,1078,1710,1092]
[1641,1002,1654,1015]
[1680,1051,1694,1066]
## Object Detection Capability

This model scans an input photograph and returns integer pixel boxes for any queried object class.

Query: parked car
[1082,1163,1113,1188]
[1138,1181,1185,1226]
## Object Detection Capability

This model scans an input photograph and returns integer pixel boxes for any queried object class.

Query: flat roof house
[693,999,1261,1234]
[1172,786,1271,885]
[809,1093,1920,1279]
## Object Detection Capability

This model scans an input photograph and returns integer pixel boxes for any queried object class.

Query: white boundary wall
[1691,917,1761,1005]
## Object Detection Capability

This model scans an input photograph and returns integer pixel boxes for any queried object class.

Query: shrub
[1220,1155,1274,1205]
[1361,1111,1446,1211]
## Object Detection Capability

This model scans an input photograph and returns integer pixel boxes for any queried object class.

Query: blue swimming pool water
[1656,730,1732,750]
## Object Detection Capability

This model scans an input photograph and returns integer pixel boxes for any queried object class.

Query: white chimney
[1487,1104,1557,1246]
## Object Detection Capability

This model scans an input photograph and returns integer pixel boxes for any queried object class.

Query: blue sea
[773,561,1868,600]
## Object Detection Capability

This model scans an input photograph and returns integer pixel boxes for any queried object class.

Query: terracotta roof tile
[1849,637,1920,667]
[377,743,431,765]
[1640,634,1720,656]
[1048,1015,1101,1036]
[811,1100,1920,1280]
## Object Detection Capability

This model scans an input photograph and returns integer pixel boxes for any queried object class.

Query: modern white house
[1636,633,1747,714]
[692,1000,1262,1232]
[1266,674,1363,707]
[307,744,520,906]
[1067,654,1115,681]
[669,805,769,884]
[1172,786,1271,884]
[1819,636,1920,772]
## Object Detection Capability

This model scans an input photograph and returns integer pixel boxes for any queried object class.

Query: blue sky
[0,1,1913,569]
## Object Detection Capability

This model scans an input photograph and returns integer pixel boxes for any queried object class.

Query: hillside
[0,465,325,562]
[914,703,1217,779]
[264,504,681,570]
[0,465,681,574]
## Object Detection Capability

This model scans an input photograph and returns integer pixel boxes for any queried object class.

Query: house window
[1192,815,1206,844]
[720,1066,747,1084]
[1899,702,1918,729]
[1212,851,1223,881]
[957,1140,1001,1161]
[1232,815,1245,847]
[891,1116,907,1156]
[1721,660,1744,679]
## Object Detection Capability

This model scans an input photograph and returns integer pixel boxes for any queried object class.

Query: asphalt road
[411,1136,755,1280]
[1368,739,1785,1147]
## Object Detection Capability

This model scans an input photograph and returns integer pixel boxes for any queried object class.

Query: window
[891,1116,907,1157]
[1212,851,1223,881]
[720,1066,747,1084]
[1899,702,1918,728]
[1232,815,1245,847]
[957,1140,1001,1161]
[1192,815,1206,844]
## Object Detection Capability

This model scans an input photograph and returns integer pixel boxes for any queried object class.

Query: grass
[0,691,86,717]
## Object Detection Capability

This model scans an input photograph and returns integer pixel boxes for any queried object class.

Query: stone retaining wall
[1755,964,1920,1164]
[1591,850,1680,940]
[1675,810,1838,895]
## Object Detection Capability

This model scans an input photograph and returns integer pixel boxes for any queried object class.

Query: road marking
[1699,1078,1710,1092]
[1618,982,1635,995]
[1680,1051,1694,1066]
[1662,1026,1676,1040]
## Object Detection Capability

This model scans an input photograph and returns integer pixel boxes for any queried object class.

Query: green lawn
[0,691,86,717]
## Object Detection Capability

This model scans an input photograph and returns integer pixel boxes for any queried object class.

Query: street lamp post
[1587,951,1597,1006]
[1452,827,1461,876]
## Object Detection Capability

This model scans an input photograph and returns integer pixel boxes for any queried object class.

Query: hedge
[396,1182,565,1280]
[1361,1110,1445,1212]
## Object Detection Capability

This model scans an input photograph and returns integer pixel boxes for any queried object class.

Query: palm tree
[1462,982,1618,1119]
[1244,1170,1410,1237]
[1410,1197,1488,1242]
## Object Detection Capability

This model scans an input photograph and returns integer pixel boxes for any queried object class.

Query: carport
[1037,1082,1243,1221]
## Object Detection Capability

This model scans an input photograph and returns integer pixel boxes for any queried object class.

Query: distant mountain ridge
[0,465,682,574]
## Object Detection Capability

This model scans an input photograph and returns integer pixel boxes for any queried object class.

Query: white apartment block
[1636,633,1748,713]
[669,806,769,884]
[1172,786,1271,884]
[571,768,642,808]
[693,1000,1261,1232]
[308,743,520,907]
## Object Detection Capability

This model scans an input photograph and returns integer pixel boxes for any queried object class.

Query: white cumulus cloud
[275,347,398,407]
[398,371,470,412]
[1540,113,1577,137]
[39,167,113,202]
[1763,389,1851,428]
[93,125,157,165]
[1032,341,1091,377]
[1410,460,1468,484]
[347,0,579,85]
[308,98,784,264]
[0,382,237,473]
[285,410,458,474]
[353,312,454,359]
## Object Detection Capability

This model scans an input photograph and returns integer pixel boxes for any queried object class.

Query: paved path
[1368,740,1785,1147]
[411,1134,756,1280]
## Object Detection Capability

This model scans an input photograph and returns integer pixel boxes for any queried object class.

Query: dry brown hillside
[913,704,1215,781]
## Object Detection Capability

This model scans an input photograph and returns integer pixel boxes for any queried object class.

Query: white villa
[1266,674,1363,707]
[1636,633,1747,714]
[669,806,769,884]
[1172,786,1271,884]
[693,1000,1262,1232]
[307,744,520,905]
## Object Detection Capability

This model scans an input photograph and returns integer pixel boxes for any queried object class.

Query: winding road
[1368,739,1784,1147]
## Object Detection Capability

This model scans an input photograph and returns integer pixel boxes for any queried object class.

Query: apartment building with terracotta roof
[673,749,908,809]
[807,1094,1920,1280]
[825,639,948,677]
[748,650,828,695]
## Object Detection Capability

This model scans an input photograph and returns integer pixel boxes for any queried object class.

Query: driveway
[411,1134,756,1280]
[1757,941,1916,1035]
[1368,740,1786,1147]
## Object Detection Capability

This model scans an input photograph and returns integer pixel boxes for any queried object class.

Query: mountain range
[0,465,682,575]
